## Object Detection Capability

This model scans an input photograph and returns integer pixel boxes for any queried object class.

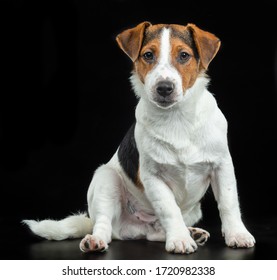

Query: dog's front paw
[166,235,198,254]
[224,230,255,248]
[79,234,108,253]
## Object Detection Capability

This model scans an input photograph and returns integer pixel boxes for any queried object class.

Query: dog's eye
[143,51,154,62]
[178,51,191,63]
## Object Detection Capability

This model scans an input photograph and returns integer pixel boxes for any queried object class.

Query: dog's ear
[187,23,221,70]
[116,21,151,62]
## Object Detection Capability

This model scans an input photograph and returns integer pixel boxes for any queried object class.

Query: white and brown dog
[24,22,255,254]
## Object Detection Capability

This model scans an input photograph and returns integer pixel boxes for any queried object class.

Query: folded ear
[187,23,221,70]
[116,21,151,62]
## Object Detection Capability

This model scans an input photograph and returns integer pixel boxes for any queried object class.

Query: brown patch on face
[168,24,220,93]
[166,24,200,92]
[170,35,200,92]
[134,39,160,83]
[134,24,166,83]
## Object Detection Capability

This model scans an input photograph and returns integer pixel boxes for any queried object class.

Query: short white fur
[23,24,255,254]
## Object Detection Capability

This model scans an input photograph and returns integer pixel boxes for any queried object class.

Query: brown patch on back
[136,167,144,191]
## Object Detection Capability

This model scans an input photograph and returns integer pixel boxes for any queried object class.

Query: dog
[23,22,255,254]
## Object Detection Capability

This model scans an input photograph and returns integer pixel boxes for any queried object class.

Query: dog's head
[116,22,221,109]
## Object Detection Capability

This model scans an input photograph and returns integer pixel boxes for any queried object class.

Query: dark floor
[1,216,276,260]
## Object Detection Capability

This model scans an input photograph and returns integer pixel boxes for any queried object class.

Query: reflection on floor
[0,217,276,260]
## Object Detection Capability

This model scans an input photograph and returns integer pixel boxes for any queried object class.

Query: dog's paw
[79,234,108,253]
[224,230,255,248]
[166,235,197,254]
[188,227,210,246]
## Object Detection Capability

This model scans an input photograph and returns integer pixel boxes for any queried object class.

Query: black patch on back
[118,122,139,184]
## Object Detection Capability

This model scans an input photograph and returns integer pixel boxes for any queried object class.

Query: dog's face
[116,22,221,109]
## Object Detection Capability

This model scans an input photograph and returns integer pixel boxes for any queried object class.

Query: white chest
[136,115,227,210]
[134,85,228,210]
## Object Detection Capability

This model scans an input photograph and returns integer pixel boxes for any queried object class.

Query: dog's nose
[156,81,174,97]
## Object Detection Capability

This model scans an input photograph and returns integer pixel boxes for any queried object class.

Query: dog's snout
[156,81,174,97]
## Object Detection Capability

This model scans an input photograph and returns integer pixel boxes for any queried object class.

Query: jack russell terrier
[24,22,255,254]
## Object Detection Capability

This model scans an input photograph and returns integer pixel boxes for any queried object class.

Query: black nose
[156,81,174,97]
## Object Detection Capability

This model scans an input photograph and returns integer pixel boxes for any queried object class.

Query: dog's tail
[22,212,93,241]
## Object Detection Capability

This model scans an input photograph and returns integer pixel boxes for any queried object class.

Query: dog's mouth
[152,97,177,109]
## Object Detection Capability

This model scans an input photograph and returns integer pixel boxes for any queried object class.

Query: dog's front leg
[211,155,255,248]
[142,174,197,254]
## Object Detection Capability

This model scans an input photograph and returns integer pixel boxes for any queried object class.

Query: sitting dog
[24,22,255,254]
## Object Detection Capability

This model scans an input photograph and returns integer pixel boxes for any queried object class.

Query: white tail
[22,212,93,241]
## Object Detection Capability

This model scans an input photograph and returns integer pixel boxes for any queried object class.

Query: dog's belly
[108,152,211,240]
[113,162,211,240]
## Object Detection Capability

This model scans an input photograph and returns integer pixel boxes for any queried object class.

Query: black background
[1,0,276,234]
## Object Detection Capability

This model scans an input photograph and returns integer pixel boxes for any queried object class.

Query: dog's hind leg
[183,203,210,246]
[79,164,122,252]
[188,227,210,246]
